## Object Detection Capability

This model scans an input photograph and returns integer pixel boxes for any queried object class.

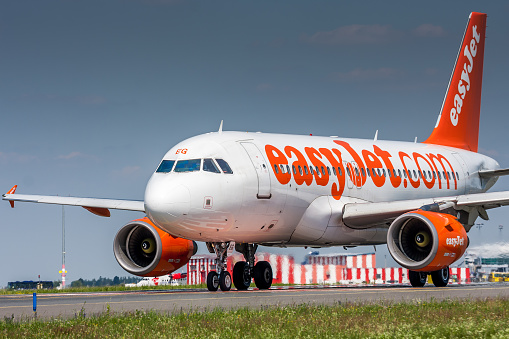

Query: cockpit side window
[156,160,175,173]
[203,158,221,173]
[216,159,233,174]
[174,159,201,172]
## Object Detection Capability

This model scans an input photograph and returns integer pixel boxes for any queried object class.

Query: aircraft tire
[233,261,251,290]
[431,267,449,287]
[207,271,219,291]
[408,270,427,287]
[219,271,232,291]
[253,261,273,290]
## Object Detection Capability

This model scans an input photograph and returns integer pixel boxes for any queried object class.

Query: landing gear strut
[233,243,273,290]
[206,242,232,291]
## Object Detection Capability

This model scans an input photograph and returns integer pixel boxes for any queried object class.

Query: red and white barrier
[187,253,470,285]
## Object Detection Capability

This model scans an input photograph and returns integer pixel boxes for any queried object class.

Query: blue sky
[2,1,509,286]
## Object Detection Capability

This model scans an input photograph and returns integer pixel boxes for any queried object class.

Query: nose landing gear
[206,242,232,291]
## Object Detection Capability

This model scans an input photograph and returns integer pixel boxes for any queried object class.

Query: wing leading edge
[3,186,145,217]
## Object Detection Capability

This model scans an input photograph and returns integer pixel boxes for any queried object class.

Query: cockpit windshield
[216,159,233,174]
[156,160,175,173]
[174,159,201,172]
[155,158,233,174]
[203,158,220,173]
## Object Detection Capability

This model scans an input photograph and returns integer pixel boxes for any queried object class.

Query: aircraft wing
[341,190,509,229]
[3,186,144,217]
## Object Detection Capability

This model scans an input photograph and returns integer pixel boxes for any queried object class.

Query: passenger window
[274,164,279,174]
[382,169,386,177]
[423,171,427,179]
[216,159,233,174]
[346,167,351,176]
[156,160,175,173]
[304,166,309,175]
[447,172,451,180]
[327,167,331,176]
[355,168,359,176]
[338,167,342,176]
[286,165,290,173]
[293,165,297,174]
[174,159,201,172]
[377,169,381,177]
[456,172,459,179]
[332,167,337,176]
[413,170,417,178]
[408,171,412,179]
[361,168,365,177]
[203,158,221,173]
[310,166,314,175]
[298,166,303,175]
[372,169,377,177]
[321,167,326,176]
[367,168,371,177]
[388,169,391,178]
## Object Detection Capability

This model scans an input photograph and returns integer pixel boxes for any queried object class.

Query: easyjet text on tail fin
[424,12,487,152]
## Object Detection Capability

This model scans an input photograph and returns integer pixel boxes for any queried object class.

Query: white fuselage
[144,131,498,247]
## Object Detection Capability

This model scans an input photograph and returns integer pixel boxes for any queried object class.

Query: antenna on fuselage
[374,130,378,141]
[218,120,223,134]
[414,137,418,143]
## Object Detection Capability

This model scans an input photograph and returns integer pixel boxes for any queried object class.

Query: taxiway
[1,283,508,320]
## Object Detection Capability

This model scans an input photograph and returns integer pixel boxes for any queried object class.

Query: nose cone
[144,176,191,232]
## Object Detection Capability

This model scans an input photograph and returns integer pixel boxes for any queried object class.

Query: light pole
[58,206,67,288]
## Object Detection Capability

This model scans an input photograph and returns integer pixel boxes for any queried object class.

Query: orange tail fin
[424,12,487,152]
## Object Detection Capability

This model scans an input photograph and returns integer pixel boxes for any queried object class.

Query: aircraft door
[240,142,272,199]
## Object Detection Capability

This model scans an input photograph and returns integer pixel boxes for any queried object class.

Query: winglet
[5,185,17,208]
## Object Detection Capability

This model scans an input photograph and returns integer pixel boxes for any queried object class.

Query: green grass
[0,284,207,295]
[1,298,508,338]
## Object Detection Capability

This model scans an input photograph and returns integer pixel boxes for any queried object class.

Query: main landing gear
[206,242,273,292]
[409,267,450,287]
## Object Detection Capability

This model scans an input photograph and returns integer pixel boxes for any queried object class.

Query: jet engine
[113,217,197,277]
[387,210,468,272]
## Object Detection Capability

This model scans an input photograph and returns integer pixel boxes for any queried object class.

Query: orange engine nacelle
[387,210,468,272]
[113,217,197,277]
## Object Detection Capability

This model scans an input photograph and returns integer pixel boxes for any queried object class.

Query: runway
[1,283,508,321]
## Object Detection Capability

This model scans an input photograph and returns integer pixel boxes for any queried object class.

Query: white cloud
[57,152,83,160]
[330,68,402,82]
[56,152,98,161]
[301,25,399,45]
[256,83,274,92]
[112,166,142,178]
[0,152,37,163]
[413,24,446,37]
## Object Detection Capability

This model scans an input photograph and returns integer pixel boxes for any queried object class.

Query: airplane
[4,12,508,291]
